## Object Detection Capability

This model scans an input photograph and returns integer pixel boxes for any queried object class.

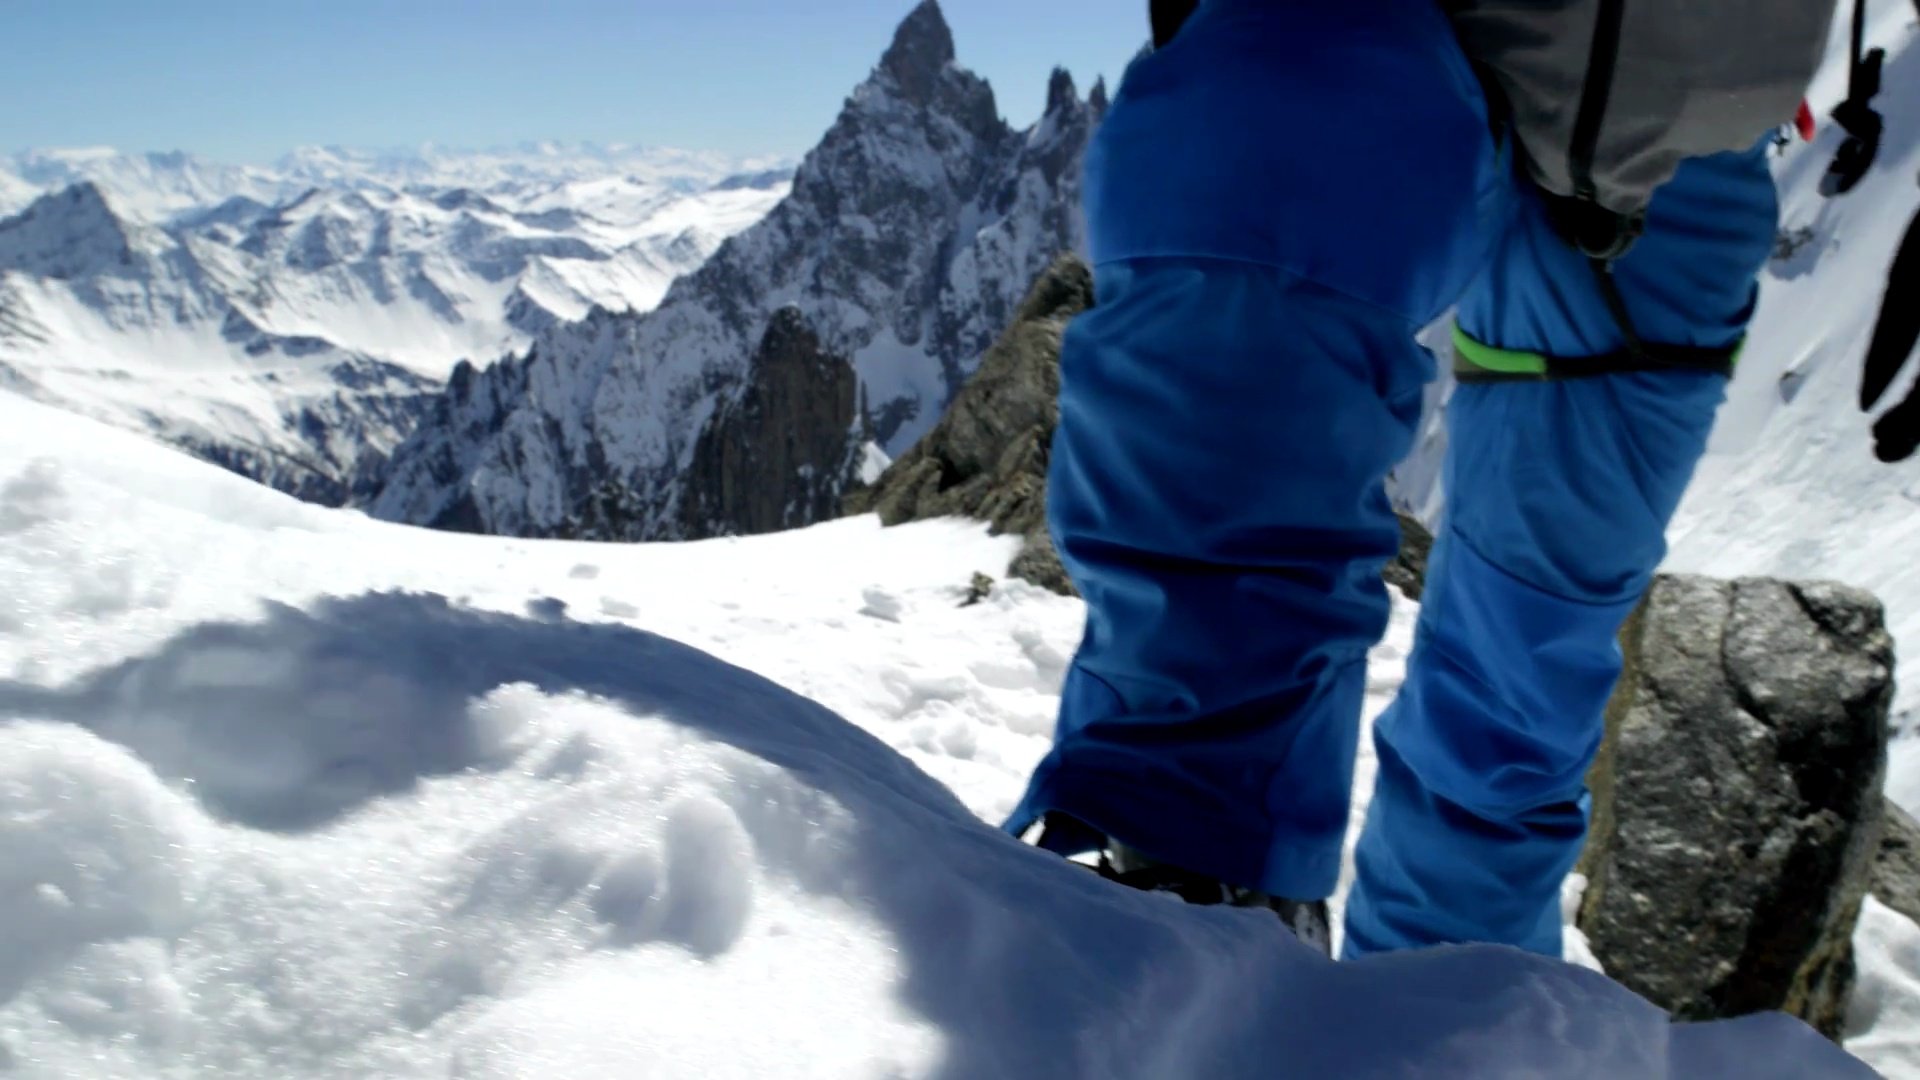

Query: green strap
[1451,325,1743,383]
[1451,325,1550,377]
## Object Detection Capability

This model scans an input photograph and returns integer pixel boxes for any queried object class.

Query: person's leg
[1343,140,1782,957]
[1003,0,1502,902]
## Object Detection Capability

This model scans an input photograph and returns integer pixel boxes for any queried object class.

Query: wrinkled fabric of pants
[1001,0,1779,959]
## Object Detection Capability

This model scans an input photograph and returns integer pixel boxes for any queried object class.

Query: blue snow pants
[1003,0,1780,958]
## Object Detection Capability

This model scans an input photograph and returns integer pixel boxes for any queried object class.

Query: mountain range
[0,144,791,503]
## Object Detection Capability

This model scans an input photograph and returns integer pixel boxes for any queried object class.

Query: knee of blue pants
[1446,370,1729,603]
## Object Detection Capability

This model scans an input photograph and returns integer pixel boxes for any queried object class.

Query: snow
[0,388,1886,1077]
[1849,897,1920,1073]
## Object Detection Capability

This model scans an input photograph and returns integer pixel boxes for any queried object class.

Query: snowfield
[0,390,1894,1077]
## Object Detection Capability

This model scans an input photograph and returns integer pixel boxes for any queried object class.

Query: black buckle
[1548,195,1646,262]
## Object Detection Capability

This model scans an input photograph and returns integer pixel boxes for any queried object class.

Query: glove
[1861,203,1920,462]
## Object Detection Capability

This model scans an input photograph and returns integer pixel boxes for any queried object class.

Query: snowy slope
[0,148,789,504]
[1666,3,1920,790]
[370,1,1102,541]
[0,384,1889,1078]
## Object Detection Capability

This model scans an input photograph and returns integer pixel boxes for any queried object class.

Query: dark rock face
[1382,514,1434,601]
[846,254,1092,593]
[1577,575,1893,1038]
[1872,799,1920,927]
[679,309,860,537]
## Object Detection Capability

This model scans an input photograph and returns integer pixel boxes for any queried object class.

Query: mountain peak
[0,181,144,280]
[12,180,130,235]
[880,1,956,102]
[1044,68,1081,117]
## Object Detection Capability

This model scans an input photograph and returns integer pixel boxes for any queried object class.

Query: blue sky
[0,1,1142,164]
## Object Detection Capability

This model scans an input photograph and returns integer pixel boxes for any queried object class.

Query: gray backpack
[1148,0,1837,257]
[1446,0,1837,256]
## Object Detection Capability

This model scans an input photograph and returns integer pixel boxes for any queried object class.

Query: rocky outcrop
[678,309,861,537]
[845,254,1092,593]
[1871,799,1920,927]
[1382,514,1434,601]
[1576,575,1894,1038]
[372,1,1102,541]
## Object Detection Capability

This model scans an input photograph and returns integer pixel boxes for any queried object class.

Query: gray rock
[1382,513,1434,601]
[1873,798,1920,927]
[962,572,995,607]
[1577,575,1893,1038]
[678,309,861,537]
[847,254,1092,593]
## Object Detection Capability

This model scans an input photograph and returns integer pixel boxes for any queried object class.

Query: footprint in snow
[858,587,903,623]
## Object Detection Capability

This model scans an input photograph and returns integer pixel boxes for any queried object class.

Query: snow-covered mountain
[0,147,790,503]
[0,182,432,503]
[369,0,1103,540]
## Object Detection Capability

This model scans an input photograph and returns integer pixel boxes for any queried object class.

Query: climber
[1006,0,1846,959]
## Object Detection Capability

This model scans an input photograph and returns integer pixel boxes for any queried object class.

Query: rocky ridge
[846,253,1092,593]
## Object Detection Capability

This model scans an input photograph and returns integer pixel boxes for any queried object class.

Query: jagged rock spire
[1045,67,1079,117]
[880,0,957,105]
